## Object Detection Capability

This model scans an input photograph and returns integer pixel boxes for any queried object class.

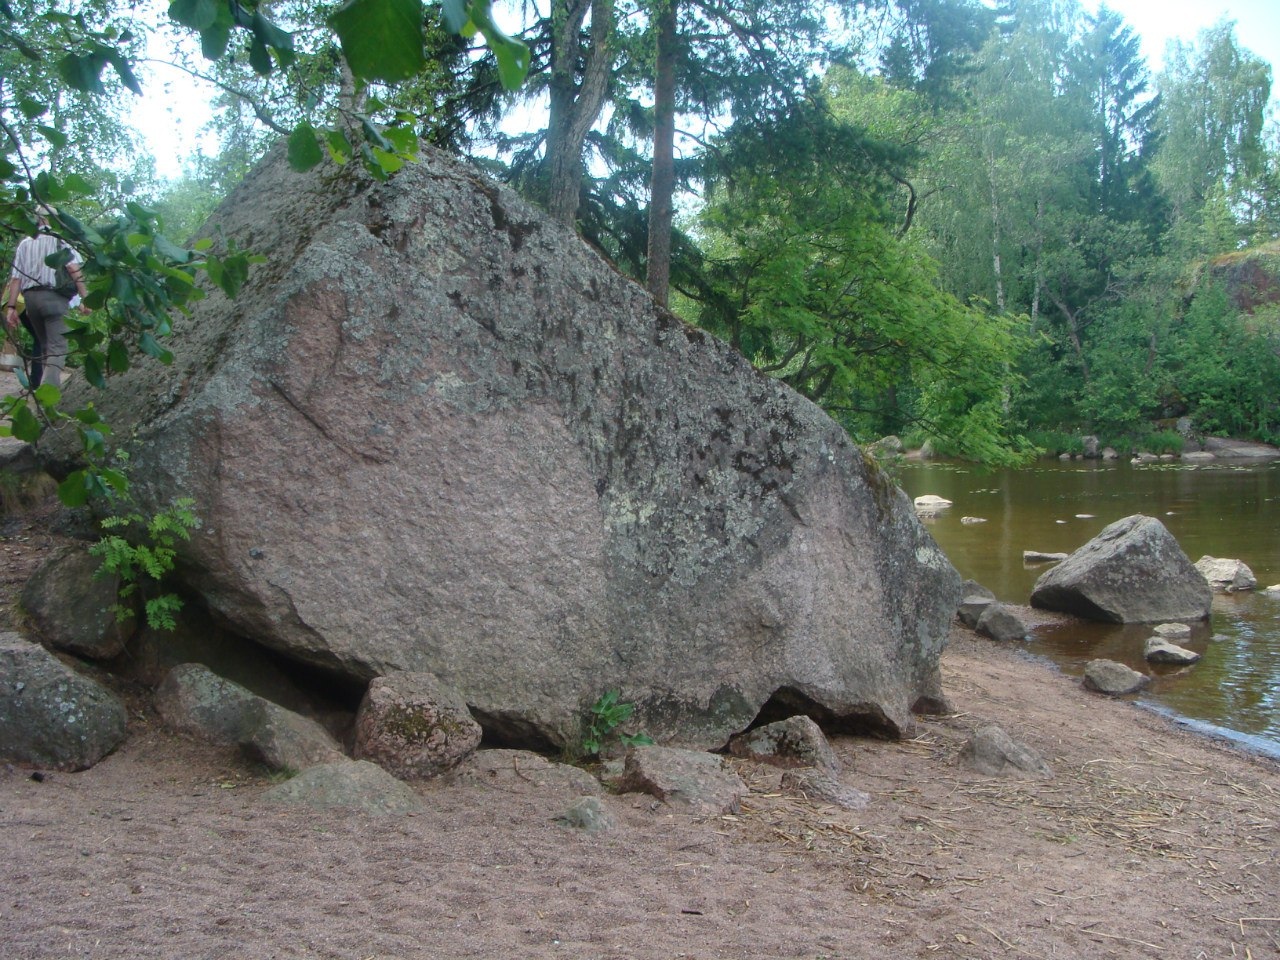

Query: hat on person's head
[34,202,58,221]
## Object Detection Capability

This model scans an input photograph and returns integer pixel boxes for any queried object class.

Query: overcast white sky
[129,0,1280,182]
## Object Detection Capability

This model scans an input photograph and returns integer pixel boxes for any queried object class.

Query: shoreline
[3,625,1277,959]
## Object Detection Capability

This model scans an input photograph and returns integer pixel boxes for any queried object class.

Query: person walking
[2,204,89,389]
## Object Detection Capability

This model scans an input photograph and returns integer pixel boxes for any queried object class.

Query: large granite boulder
[1030,515,1211,623]
[0,633,127,770]
[41,143,960,750]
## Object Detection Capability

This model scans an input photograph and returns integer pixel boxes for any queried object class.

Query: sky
[129,0,1280,182]
[1089,0,1280,76]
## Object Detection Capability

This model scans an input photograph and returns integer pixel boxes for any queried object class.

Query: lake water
[894,457,1280,756]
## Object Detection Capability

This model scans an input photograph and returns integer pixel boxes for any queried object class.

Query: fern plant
[582,690,655,757]
[89,497,200,630]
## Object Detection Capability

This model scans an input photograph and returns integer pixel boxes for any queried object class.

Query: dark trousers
[19,311,44,387]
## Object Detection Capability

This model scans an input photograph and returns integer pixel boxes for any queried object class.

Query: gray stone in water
[1030,515,1211,623]
[41,141,959,751]
[1023,551,1069,564]
[1144,637,1202,665]
[263,759,424,816]
[914,495,953,512]
[1082,659,1150,695]
[962,724,1052,778]
[1201,437,1280,459]
[976,603,1029,642]
[1153,622,1192,640]
[1194,556,1257,593]
[616,745,748,815]
[0,632,127,770]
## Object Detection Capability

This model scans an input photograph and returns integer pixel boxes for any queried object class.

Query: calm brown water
[895,458,1280,755]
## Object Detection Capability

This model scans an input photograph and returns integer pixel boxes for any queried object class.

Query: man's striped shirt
[8,231,80,292]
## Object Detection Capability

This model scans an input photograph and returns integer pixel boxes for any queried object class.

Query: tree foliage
[692,102,1030,461]
[1,0,530,505]
[3,0,1279,490]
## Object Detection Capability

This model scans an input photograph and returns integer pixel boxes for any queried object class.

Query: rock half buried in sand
[1144,637,1202,665]
[452,749,602,798]
[780,768,869,810]
[1083,659,1150,695]
[263,760,424,815]
[962,724,1052,778]
[616,745,747,815]
[727,715,839,772]
[1030,515,1211,623]
[553,796,614,833]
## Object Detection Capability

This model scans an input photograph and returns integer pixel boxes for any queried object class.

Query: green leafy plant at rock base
[582,690,654,758]
[88,495,200,631]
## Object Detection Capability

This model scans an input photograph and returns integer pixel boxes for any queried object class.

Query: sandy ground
[0,452,1277,959]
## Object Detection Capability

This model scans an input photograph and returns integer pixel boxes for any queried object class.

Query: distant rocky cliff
[1201,241,1280,314]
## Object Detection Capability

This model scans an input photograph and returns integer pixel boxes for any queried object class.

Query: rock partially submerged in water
[1024,550,1068,564]
[1194,556,1257,593]
[914,495,953,514]
[1082,659,1150,696]
[1030,516,1211,623]
[1144,637,1201,665]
